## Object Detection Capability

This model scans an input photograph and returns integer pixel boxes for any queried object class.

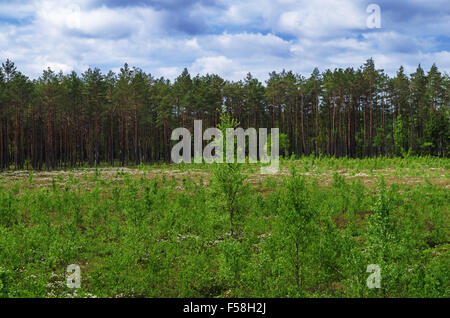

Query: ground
[0,156,448,298]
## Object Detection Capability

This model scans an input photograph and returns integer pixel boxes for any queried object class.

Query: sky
[0,0,449,81]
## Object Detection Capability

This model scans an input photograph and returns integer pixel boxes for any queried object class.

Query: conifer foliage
[0,59,448,170]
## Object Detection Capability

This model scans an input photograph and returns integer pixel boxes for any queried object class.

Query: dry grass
[1,163,448,195]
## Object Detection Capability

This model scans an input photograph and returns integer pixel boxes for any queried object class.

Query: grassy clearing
[0,157,448,298]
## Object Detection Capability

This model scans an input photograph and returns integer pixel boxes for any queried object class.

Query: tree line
[0,58,448,170]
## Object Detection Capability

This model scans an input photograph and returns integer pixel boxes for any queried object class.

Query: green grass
[0,157,448,298]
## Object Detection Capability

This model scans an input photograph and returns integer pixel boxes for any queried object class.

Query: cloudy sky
[0,0,449,80]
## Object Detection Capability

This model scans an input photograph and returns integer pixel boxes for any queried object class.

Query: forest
[0,58,448,298]
[0,58,448,170]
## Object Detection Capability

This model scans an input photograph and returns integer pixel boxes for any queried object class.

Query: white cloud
[277,1,365,37]
[156,66,182,79]
[0,1,37,19]
[191,56,233,74]
[0,0,448,81]
[202,32,291,58]
[191,56,247,79]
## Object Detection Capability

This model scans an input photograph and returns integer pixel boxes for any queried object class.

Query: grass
[0,156,448,298]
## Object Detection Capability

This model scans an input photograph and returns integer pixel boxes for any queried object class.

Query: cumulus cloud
[0,0,448,80]
[202,32,292,58]
[191,56,241,78]
[276,0,366,38]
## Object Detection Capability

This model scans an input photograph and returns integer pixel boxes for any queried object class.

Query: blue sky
[0,0,449,80]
